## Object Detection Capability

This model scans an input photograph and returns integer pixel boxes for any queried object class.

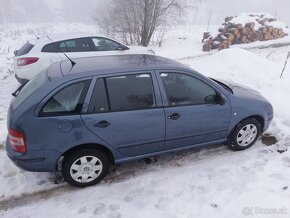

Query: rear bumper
[6,137,61,172]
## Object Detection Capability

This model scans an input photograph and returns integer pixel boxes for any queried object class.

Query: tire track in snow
[0,139,276,212]
[0,144,230,211]
[0,133,279,212]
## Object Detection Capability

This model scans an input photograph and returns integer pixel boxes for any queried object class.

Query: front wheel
[228,118,261,151]
[62,149,109,187]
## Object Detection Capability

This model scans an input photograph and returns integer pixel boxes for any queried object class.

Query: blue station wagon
[6,54,273,187]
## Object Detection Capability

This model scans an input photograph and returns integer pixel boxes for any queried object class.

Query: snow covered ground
[0,23,290,217]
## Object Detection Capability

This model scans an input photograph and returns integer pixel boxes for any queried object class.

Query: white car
[13,33,155,83]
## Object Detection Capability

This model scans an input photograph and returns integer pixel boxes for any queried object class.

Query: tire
[62,149,109,187]
[227,118,261,151]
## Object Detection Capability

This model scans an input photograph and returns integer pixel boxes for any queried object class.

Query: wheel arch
[228,115,265,139]
[61,143,115,165]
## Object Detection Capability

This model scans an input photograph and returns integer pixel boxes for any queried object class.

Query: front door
[81,72,165,157]
[157,72,231,150]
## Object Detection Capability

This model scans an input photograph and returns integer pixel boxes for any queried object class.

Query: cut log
[218,42,227,50]
[202,14,287,52]
[225,16,234,22]
[241,27,248,34]
[234,31,241,39]
[245,22,255,29]
[259,27,268,34]
[228,28,239,35]
[218,27,226,33]
[241,35,248,43]
[235,24,243,30]
[203,43,211,52]
[269,18,277,22]
[224,32,235,41]
[268,26,274,33]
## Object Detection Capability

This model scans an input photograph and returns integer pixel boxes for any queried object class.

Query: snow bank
[186,48,290,143]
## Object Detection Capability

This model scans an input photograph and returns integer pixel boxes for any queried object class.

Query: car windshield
[12,70,48,110]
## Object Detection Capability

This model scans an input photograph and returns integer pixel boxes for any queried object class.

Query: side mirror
[216,92,226,105]
[14,50,18,55]
[205,95,216,104]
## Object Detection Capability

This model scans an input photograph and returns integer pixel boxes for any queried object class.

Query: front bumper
[262,105,274,132]
[6,137,61,172]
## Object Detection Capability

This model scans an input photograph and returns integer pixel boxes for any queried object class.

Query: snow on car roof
[29,32,108,44]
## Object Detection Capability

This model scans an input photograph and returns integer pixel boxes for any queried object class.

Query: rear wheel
[228,118,261,151]
[62,149,109,187]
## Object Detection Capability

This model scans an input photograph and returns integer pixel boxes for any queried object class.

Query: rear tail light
[17,57,39,66]
[8,128,26,153]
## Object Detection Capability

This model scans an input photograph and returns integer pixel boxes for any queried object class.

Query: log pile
[202,13,289,51]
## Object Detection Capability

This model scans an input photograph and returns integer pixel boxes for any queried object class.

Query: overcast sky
[0,0,289,25]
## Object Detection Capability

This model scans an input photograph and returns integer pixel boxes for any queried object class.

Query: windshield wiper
[12,81,28,97]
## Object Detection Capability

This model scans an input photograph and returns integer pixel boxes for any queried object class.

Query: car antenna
[46,35,76,71]
[33,31,40,39]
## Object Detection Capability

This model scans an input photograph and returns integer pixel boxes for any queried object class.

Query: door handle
[167,113,181,120]
[94,120,111,128]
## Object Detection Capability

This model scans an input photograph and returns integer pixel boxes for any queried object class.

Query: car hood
[216,79,265,99]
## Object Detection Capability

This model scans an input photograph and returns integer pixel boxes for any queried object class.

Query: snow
[1,23,290,217]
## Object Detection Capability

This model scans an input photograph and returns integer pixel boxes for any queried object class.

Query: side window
[40,80,90,116]
[63,38,94,52]
[42,38,94,53]
[106,73,155,111]
[92,37,124,51]
[160,73,217,106]
[42,42,62,53]
[88,79,109,113]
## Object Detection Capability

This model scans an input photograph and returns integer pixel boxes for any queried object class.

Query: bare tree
[96,0,183,46]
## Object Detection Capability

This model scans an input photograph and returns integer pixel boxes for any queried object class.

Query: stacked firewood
[202,13,288,51]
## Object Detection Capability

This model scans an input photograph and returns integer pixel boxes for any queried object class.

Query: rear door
[157,71,231,150]
[81,72,165,157]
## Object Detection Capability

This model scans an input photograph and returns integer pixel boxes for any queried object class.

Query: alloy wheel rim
[236,124,258,147]
[70,156,103,183]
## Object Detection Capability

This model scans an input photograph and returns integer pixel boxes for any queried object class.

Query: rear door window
[106,73,155,111]
[40,80,90,116]
[88,73,156,113]
[15,42,34,56]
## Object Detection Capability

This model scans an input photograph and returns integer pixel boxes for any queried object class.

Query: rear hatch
[13,41,35,70]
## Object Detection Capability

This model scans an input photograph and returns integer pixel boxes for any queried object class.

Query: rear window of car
[11,70,48,110]
[39,80,91,117]
[15,42,34,56]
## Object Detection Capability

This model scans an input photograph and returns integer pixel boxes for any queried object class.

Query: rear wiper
[12,81,28,97]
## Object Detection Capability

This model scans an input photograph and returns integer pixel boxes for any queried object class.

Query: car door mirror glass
[204,94,217,104]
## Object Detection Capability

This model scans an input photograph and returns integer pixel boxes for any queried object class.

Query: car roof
[52,54,192,78]
[29,32,115,45]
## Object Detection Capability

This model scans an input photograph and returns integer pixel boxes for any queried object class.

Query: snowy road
[0,24,290,217]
